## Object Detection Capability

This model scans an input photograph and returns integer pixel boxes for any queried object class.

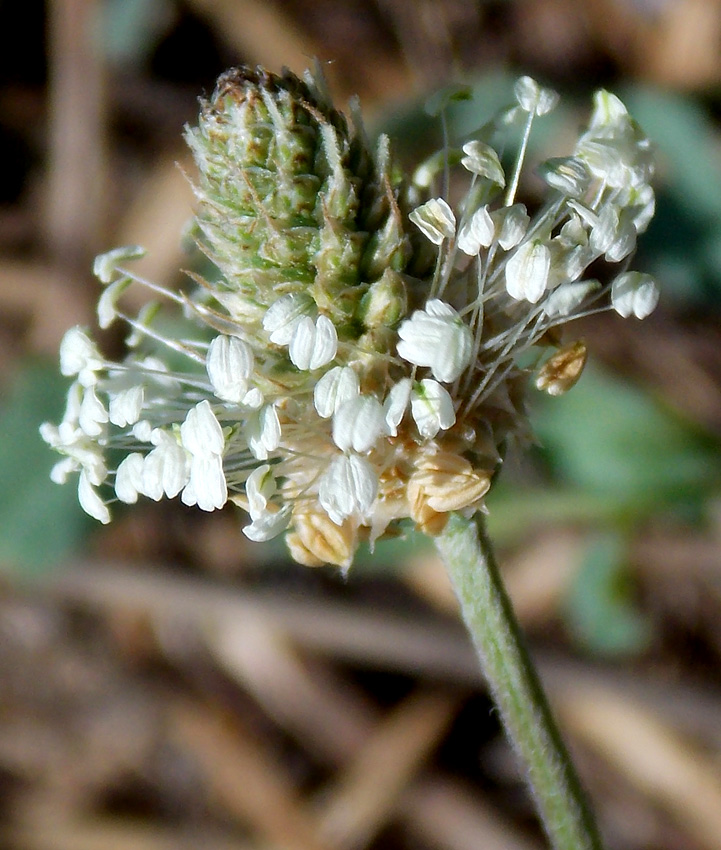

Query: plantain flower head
[42,68,658,569]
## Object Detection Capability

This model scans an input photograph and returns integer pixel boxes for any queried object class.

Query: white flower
[461,142,505,186]
[411,380,456,439]
[319,454,377,525]
[132,419,153,442]
[246,404,281,460]
[289,315,338,370]
[543,280,599,317]
[207,334,254,403]
[409,198,456,245]
[115,453,145,503]
[611,272,659,319]
[59,327,104,386]
[332,395,387,453]
[514,76,559,116]
[41,387,107,487]
[78,469,110,524]
[93,245,146,284]
[109,385,144,427]
[493,204,529,250]
[397,300,473,382]
[263,293,314,345]
[246,464,276,517]
[181,454,227,511]
[314,366,359,418]
[586,89,630,134]
[142,430,189,500]
[537,157,591,198]
[458,206,495,256]
[78,385,109,437]
[177,402,226,510]
[97,277,131,329]
[384,378,412,437]
[505,240,551,303]
[180,400,225,456]
[243,504,292,541]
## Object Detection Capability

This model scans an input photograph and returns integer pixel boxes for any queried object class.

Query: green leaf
[563,532,652,657]
[0,361,91,573]
[531,366,720,511]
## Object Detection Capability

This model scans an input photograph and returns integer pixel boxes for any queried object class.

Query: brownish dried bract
[535,340,588,396]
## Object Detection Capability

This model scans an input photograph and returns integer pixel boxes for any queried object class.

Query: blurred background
[2,1,721,848]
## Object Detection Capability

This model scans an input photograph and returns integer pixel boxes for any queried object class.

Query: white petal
[180,400,224,456]
[93,245,146,284]
[263,293,314,345]
[384,378,412,436]
[78,470,110,524]
[333,395,387,453]
[97,277,131,329]
[314,366,359,418]
[289,315,338,371]
[543,280,599,317]
[460,142,505,185]
[78,385,109,437]
[611,272,659,319]
[242,387,264,409]
[108,385,144,427]
[587,89,629,132]
[319,454,377,525]
[247,404,281,460]
[132,419,153,442]
[409,198,456,245]
[589,204,619,255]
[115,453,145,503]
[458,206,495,256]
[246,464,275,518]
[537,156,591,198]
[505,240,551,303]
[494,204,529,250]
[50,457,77,485]
[605,209,637,262]
[207,335,254,403]
[182,454,227,511]
[397,301,473,382]
[243,505,292,542]
[411,380,456,439]
[514,76,559,115]
[141,432,189,500]
[59,327,103,383]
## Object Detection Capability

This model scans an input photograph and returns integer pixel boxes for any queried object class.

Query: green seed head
[184,66,421,335]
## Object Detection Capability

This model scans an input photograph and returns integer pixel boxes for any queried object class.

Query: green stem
[435,513,604,850]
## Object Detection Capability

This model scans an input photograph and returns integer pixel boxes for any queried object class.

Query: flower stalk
[436,512,604,850]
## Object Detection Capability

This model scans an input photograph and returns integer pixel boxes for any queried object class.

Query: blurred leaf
[100,0,175,65]
[623,87,721,307]
[424,84,473,117]
[0,361,91,572]
[531,366,720,512]
[485,485,625,544]
[563,532,652,657]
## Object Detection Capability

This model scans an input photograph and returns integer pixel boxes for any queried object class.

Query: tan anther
[285,531,325,567]
[410,451,492,513]
[292,510,357,568]
[535,340,587,396]
[407,477,449,536]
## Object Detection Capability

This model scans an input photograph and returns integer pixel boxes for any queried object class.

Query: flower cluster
[42,69,658,568]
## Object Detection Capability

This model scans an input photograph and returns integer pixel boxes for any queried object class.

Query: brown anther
[535,340,587,396]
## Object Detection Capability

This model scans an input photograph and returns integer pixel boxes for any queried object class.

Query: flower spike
[43,66,658,568]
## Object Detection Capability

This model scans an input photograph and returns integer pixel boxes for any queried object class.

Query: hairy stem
[435,512,604,850]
